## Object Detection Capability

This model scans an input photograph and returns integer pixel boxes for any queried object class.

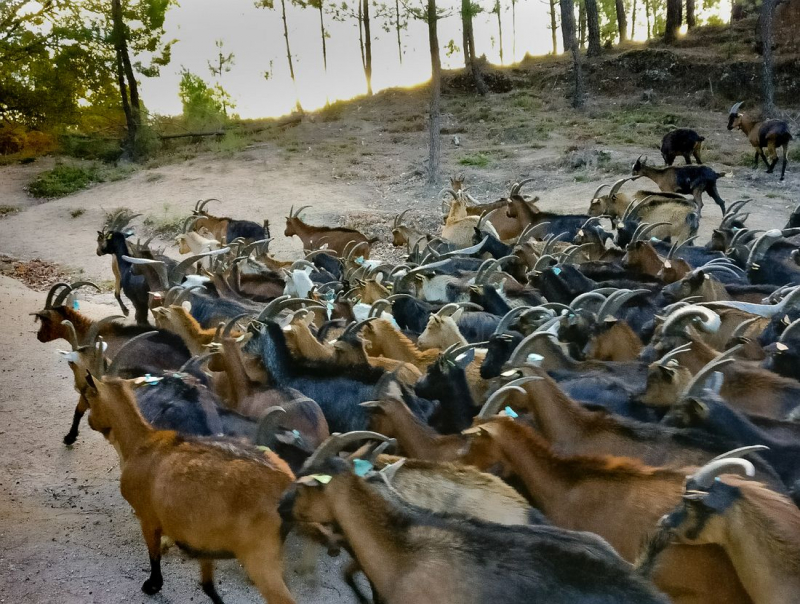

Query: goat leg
[781,143,789,181]
[344,559,372,604]
[200,560,224,604]
[140,523,164,595]
[63,397,88,445]
[683,154,692,165]
[754,150,761,169]
[705,182,726,215]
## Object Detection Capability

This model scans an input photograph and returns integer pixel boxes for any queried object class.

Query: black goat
[661,128,704,165]
[414,346,477,434]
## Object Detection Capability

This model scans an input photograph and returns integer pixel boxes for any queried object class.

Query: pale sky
[138,0,729,119]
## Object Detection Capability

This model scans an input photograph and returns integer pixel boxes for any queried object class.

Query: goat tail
[718,171,733,179]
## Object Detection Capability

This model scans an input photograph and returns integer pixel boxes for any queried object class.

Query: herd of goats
[30,101,800,604]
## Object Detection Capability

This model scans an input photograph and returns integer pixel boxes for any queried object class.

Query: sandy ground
[0,97,798,604]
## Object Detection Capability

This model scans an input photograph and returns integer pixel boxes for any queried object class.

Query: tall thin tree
[686,0,696,28]
[461,0,488,94]
[615,0,628,42]
[560,0,583,108]
[664,0,681,43]
[492,0,504,65]
[630,0,637,39]
[585,0,601,56]
[644,0,651,39]
[761,0,778,114]
[428,0,442,184]
[110,0,140,158]
[510,0,517,61]
[255,0,302,112]
[208,39,235,117]
[549,0,558,54]
[363,0,373,95]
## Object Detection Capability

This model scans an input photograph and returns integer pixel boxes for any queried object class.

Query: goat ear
[181,301,192,313]
[687,398,709,419]
[451,307,465,323]
[454,348,475,369]
[658,365,676,380]
[85,371,97,390]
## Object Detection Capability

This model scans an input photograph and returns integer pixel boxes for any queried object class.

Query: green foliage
[60,136,123,163]
[789,146,800,162]
[27,162,135,198]
[142,203,187,238]
[178,70,229,130]
[28,164,101,198]
[458,153,491,167]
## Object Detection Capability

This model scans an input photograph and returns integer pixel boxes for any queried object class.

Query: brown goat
[462,418,752,604]
[83,376,296,604]
[284,205,375,258]
[728,101,793,181]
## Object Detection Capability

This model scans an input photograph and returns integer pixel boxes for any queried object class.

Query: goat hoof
[141,578,162,595]
[63,433,77,446]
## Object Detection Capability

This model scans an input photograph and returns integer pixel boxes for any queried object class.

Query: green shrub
[458,153,491,167]
[28,164,99,198]
[60,135,122,162]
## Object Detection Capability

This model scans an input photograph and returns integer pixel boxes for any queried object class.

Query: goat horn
[637,222,671,243]
[303,431,392,471]
[668,236,698,259]
[174,285,204,306]
[475,258,500,285]
[44,282,71,309]
[60,320,80,351]
[342,317,379,337]
[106,331,159,377]
[170,247,230,284]
[510,177,535,197]
[728,228,761,249]
[52,281,101,308]
[728,101,744,116]
[290,260,316,272]
[182,216,201,233]
[690,458,756,490]
[709,445,770,464]
[731,316,761,340]
[292,205,312,218]
[683,344,743,399]
[592,184,610,199]
[532,254,557,272]
[436,303,461,317]
[196,198,218,214]
[507,330,557,366]
[494,306,534,335]
[257,296,323,321]
[477,385,527,419]
[368,300,392,318]
[223,312,251,339]
[579,216,604,231]
[780,317,800,342]
[662,305,721,337]
[394,209,411,229]
[444,341,488,364]
[609,176,635,198]
[178,351,216,374]
[596,289,648,322]
[656,342,693,367]
[747,229,784,270]
[254,407,288,448]
[439,237,489,260]
[542,231,570,256]
[570,292,607,313]
[87,315,125,345]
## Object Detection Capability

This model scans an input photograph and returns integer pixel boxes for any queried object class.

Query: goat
[654,453,800,604]
[441,193,500,247]
[278,456,670,604]
[632,155,727,215]
[82,375,296,603]
[462,417,754,604]
[391,210,429,249]
[661,128,704,165]
[191,198,269,244]
[613,193,699,246]
[728,101,793,181]
[284,205,375,258]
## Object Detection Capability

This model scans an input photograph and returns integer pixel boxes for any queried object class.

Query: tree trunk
[686,0,696,28]
[358,0,366,72]
[549,0,558,54]
[761,0,777,114]
[363,0,373,95]
[579,0,586,49]
[631,0,637,39]
[615,0,628,42]
[279,0,302,112]
[427,0,441,185]
[585,0,601,56]
[395,0,403,63]
[664,0,681,44]
[645,0,651,39]
[318,4,328,72]
[111,0,138,159]
[495,0,504,65]
[511,0,517,61]
[560,0,583,107]
[462,0,488,95]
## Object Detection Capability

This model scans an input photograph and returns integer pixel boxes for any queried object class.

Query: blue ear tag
[353,459,374,477]
[553,267,561,275]
[72,299,80,310]
[651,237,659,243]
[144,374,160,386]
[355,256,365,265]
[504,406,519,418]
[292,429,301,438]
